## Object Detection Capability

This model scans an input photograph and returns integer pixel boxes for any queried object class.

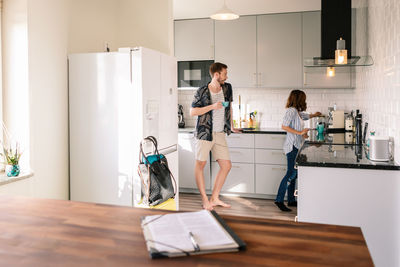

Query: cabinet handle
[210,45,214,59]
[303,72,307,86]
[230,151,242,154]
[232,166,241,169]
[229,136,241,139]
[271,151,283,155]
[258,73,262,86]
[271,137,284,140]
[253,73,257,86]
[272,167,286,171]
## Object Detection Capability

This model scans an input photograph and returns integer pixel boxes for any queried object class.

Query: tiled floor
[179,192,297,221]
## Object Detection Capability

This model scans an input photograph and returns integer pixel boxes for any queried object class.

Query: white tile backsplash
[179,87,356,129]
[355,0,400,162]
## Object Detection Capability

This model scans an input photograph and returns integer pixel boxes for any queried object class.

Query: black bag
[138,136,176,206]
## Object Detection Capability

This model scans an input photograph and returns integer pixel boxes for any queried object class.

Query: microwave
[178,60,214,88]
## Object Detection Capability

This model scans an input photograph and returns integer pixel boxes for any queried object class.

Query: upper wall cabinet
[215,16,257,88]
[174,19,214,61]
[302,11,354,88]
[257,13,303,88]
[174,12,356,89]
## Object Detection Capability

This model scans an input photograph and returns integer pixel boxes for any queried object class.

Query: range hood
[304,0,373,67]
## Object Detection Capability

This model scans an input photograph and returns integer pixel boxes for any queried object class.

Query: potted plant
[3,143,21,177]
[0,122,22,177]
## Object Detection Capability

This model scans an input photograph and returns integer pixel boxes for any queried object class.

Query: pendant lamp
[210,0,239,20]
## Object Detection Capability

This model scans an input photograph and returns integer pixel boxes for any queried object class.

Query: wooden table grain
[0,196,373,267]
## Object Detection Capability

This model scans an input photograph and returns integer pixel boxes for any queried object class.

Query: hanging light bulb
[210,0,239,20]
[327,66,336,77]
[335,37,348,64]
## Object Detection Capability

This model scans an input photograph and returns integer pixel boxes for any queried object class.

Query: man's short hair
[209,62,228,77]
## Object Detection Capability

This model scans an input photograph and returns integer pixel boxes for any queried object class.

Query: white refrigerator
[68,47,179,209]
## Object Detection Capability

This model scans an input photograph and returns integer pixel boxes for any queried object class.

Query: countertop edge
[179,128,286,134]
[296,161,400,171]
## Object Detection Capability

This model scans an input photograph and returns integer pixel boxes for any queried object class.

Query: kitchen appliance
[328,109,344,129]
[178,60,214,88]
[345,111,354,131]
[178,104,185,128]
[309,115,326,130]
[321,0,352,59]
[368,136,392,161]
[69,47,179,209]
[317,123,324,134]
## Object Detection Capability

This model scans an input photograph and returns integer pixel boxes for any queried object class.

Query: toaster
[368,136,392,161]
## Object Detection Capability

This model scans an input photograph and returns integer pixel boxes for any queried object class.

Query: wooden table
[0,196,373,266]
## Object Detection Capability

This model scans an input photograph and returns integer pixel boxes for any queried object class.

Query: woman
[275,90,321,212]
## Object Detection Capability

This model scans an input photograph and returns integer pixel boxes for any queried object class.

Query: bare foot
[210,198,231,208]
[202,200,214,210]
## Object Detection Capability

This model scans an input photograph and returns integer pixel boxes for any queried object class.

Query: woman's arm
[309,112,322,118]
[282,125,309,136]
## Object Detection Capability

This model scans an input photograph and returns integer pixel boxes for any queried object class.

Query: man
[190,62,239,210]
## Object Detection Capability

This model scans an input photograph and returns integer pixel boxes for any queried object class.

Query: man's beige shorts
[195,132,230,161]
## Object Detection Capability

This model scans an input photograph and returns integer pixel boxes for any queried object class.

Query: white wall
[117,0,174,55]
[68,0,173,55]
[68,0,117,53]
[2,0,30,169]
[27,0,70,199]
[2,0,173,200]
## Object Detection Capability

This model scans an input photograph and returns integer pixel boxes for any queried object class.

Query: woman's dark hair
[286,90,307,112]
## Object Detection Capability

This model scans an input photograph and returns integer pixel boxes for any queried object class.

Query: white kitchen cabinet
[302,11,353,89]
[255,149,286,165]
[255,164,286,195]
[174,19,214,61]
[209,133,287,197]
[255,134,286,149]
[298,166,400,267]
[257,13,303,88]
[215,16,257,88]
[178,132,210,190]
[212,162,254,194]
[254,133,287,197]
[212,147,254,164]
[226,133,254,148]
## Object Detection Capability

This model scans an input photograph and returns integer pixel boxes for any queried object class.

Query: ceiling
[173,0,321,20]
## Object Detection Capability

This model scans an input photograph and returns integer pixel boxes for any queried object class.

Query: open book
[141,210,246,258]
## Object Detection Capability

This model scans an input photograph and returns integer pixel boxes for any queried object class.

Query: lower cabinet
[179,132,287,198]
[212,147,254,163]
[178,132,211,190]
[255,149,286,165]
[255,164,287,195]
[211,162,254,193]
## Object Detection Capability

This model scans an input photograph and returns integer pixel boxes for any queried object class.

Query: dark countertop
[240,127,286,134]
[179,127,286,134]
[297,143,400,170]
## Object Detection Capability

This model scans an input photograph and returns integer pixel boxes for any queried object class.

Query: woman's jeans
[275,146,298,203]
